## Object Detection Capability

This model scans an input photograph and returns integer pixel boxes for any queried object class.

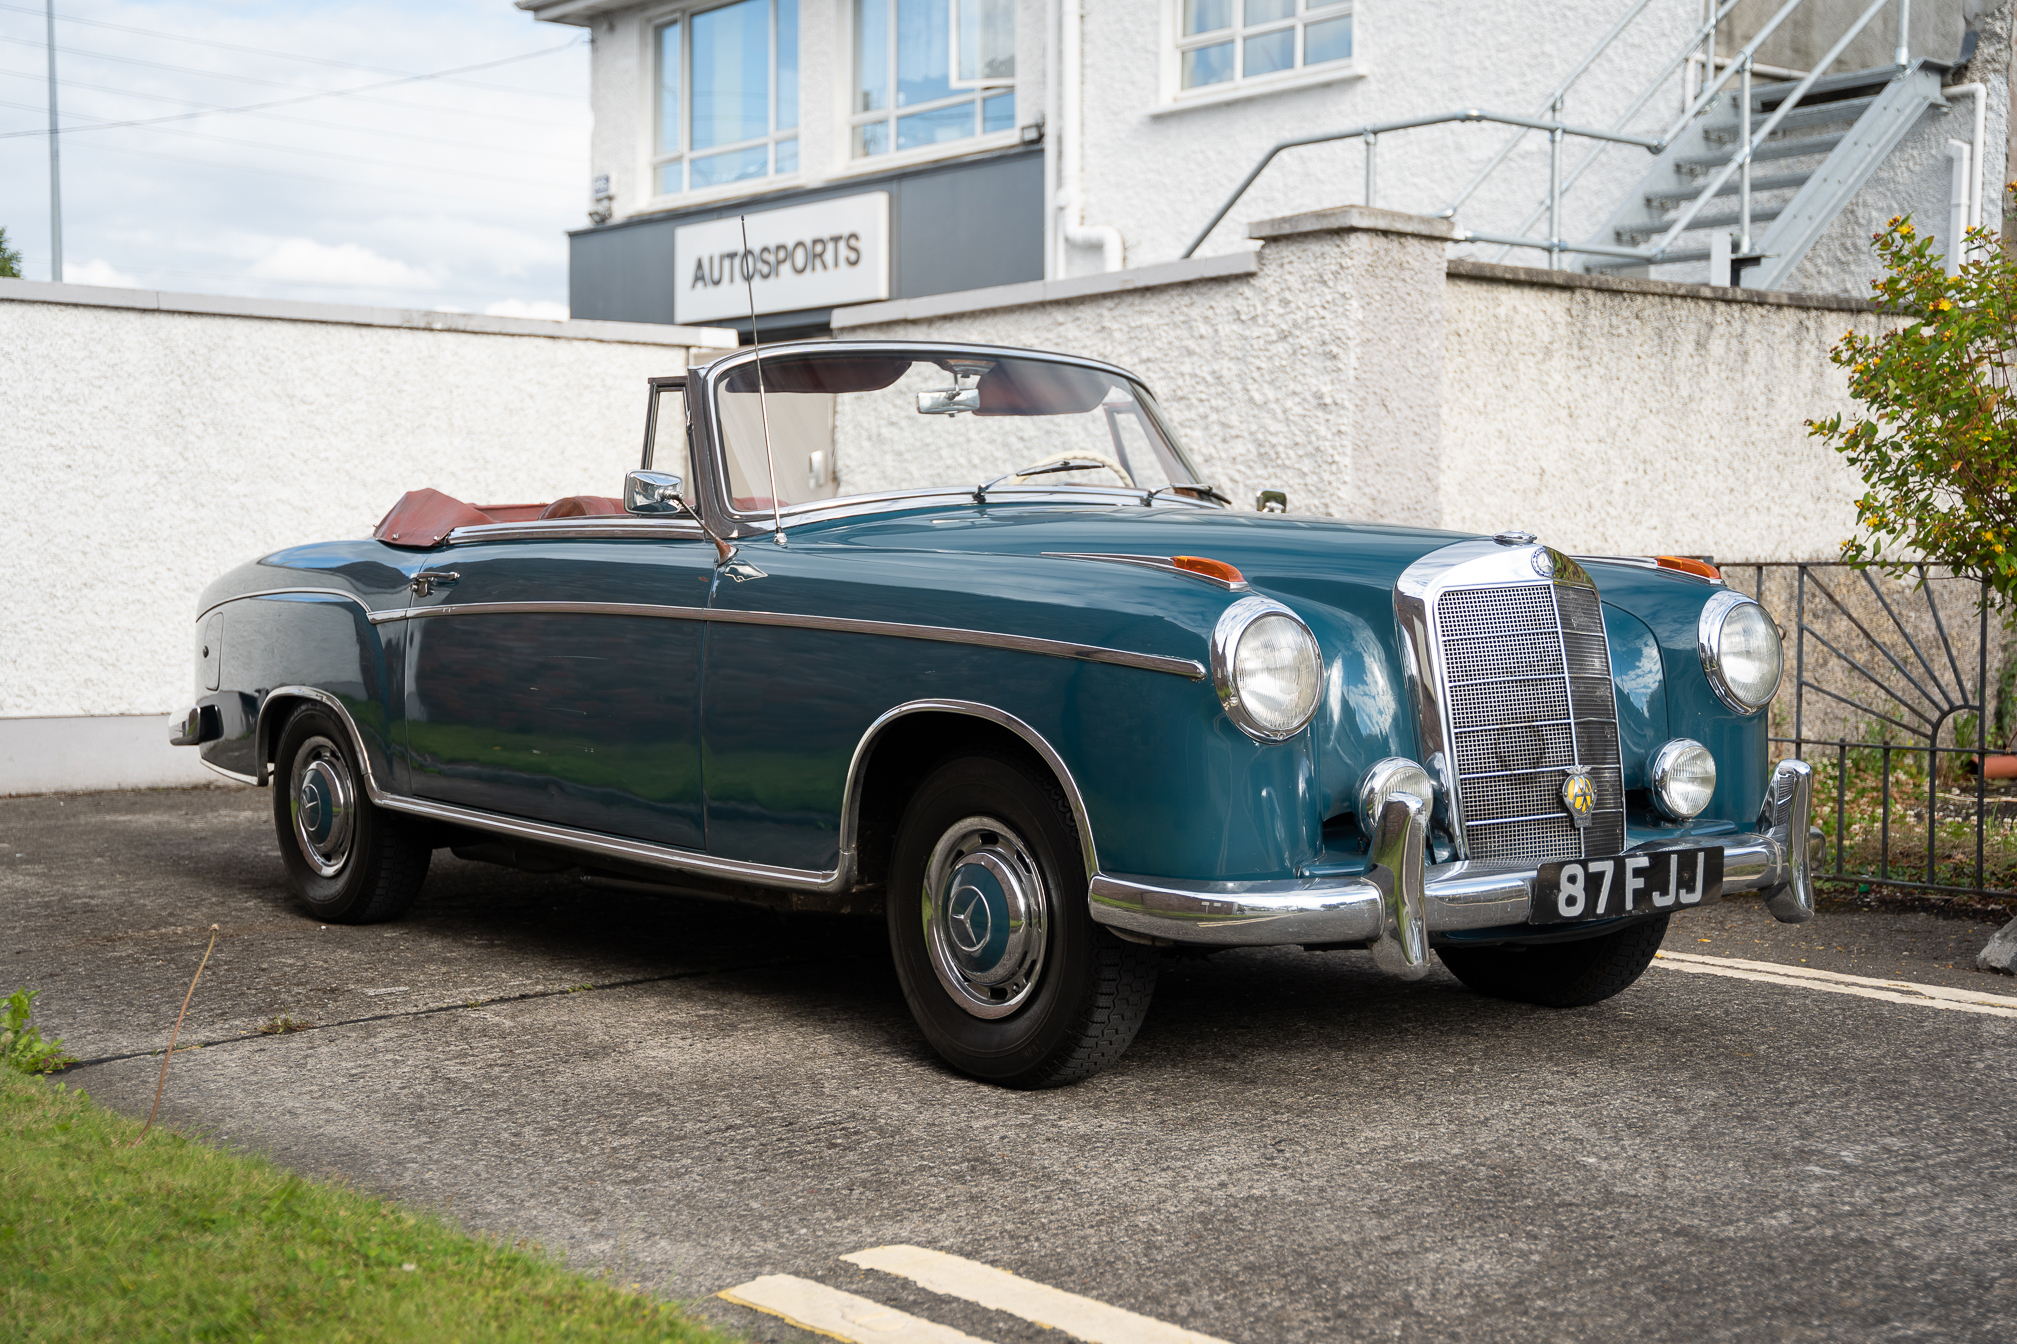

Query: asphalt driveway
[5,787,2014,1342]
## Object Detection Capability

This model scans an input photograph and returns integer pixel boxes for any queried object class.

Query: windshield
[710,350,1201,513]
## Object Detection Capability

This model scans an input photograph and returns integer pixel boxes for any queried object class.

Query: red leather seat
[539,495,625,519]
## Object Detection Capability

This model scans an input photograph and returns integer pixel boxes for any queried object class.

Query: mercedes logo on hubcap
[947,879,992,955]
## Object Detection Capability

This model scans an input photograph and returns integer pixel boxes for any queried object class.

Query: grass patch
[0,1070,735,1343]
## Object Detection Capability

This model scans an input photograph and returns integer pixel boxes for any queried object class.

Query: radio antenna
[739,215,785,545]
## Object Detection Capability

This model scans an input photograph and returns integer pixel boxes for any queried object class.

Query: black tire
[1437,914,1670,1008]
[888,753,1157,1088]
[271,705,430,924]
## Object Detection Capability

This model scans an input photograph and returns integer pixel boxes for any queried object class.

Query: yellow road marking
[1653,950,2017,1018]
[842,1245,1232,1344]
[718,1274,995,1344]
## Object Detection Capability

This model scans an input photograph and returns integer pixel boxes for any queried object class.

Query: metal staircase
[1586,58,1952,287]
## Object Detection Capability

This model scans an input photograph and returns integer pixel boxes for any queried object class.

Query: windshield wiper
[1146,483,1232,507]
[973,458,1117,505]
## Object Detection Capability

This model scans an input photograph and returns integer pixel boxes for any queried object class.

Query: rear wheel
[888,754,1157,1088]
[271,705,430,924]
[1436,914,1669,1008]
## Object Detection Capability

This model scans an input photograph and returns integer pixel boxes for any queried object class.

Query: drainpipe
[1056,0,1122,274]
[1941,81,1986,275]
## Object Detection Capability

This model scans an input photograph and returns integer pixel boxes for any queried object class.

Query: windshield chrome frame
[687,339,1213,538]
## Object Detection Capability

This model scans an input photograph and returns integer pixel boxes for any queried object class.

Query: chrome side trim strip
[197,758,260,787]
[1089,823,1794,947]
[253,688,1098,898]
[195,587,378,626]
[1040,552,1248,590]
[368,599,1206,679]
[445,518,708,545]
[373,792,847,893]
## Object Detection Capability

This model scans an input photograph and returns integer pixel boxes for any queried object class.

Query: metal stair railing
[1179,0,1921,270]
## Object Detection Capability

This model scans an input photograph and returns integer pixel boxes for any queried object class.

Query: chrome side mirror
[1256,489,1288,514]
[624,469,688,516]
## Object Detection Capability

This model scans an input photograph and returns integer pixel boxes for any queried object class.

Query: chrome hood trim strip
[367,599,1207,679]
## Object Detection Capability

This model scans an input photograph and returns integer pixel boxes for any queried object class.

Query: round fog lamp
[1650,738,1717,820]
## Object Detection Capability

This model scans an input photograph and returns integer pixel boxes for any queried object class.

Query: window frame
[1169,0,1355,101]
[847,0,1019,166]
[646,0,802,206]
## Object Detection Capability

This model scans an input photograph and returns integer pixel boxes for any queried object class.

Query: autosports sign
[673,192,890,324]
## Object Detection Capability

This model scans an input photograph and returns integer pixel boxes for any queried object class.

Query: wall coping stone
[1446,258,1887,313]
[0,277,740,348]
[829,250,1260,328]
[1248,204,1460,243]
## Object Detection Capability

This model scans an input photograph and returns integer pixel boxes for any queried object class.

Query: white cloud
[485,298,569,321]
[65,259,141,288]
[250,238,439,289]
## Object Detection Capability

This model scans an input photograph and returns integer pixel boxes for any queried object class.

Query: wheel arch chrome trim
[253,686,386,793]
[839,699,1101,882]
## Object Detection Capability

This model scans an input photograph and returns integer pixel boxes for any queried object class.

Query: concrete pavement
[5,787,2014,1342]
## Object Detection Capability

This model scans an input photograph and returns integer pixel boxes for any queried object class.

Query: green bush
[0,226,20,278]
[1,988,75,1076]
[1808,186,2017,605]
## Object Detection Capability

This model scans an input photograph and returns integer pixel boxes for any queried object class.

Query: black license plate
[1530,847,1724,924]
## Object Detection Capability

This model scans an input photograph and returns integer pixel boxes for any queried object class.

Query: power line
[32,132,580,213]
[0,34,585,139]
[0,62,580,161]
[0,93,576,184]
[0,2,588,101]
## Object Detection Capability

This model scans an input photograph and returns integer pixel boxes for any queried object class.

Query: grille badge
[1560,768,1597,829]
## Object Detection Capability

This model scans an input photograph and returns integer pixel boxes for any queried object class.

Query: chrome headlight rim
[1649,737,1717,821]
[1210,595,1322,742]
[1697,589,1783,714]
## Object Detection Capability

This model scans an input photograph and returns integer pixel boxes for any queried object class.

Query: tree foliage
[0,226,21,279]
[1808,187,2017,605]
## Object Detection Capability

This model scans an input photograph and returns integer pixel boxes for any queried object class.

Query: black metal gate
[1726,563,2009,897]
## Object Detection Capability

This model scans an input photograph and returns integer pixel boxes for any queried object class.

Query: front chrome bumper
[1090,759,1816,969]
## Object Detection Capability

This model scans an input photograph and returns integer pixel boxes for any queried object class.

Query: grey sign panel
[568,149,1043,328]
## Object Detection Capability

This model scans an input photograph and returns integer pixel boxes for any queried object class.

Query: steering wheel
[1012,451,1136,489]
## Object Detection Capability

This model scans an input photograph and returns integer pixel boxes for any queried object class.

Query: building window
[1177,0,1351,91]
[655,0,799,196]
[852,0,1015,160]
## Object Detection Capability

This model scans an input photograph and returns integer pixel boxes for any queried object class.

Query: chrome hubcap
[291,736,355,879]
[923,816,1048,1019]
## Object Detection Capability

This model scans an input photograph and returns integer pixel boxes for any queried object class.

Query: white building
[520,0,2012,331]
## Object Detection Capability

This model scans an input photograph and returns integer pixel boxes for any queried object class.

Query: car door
[400,521,715,849]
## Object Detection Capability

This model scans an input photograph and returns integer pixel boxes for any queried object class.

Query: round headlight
[1650,738,1717,820]
[1212,598,1322,740]
[1699,591,1783,713]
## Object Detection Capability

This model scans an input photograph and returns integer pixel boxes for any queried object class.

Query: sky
[0,0,589,317]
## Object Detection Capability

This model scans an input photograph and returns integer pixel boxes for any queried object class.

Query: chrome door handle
[410,571,460,596]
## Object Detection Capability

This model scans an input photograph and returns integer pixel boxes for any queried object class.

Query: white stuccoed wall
[0,279,734,793]
[837,205,1899,558]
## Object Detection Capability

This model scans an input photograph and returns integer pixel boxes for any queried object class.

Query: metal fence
[1723,562,2010,897]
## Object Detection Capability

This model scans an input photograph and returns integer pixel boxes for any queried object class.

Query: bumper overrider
[1089,759,1816,978]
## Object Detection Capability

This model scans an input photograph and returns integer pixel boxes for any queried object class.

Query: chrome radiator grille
[1434,580,1625,864]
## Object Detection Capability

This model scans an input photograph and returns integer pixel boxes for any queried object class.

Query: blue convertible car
[175,340,1814,1086]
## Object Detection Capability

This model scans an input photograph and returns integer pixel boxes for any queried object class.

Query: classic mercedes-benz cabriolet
[175,340,1813,1087]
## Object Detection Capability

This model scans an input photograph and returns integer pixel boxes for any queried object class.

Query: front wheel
[1436,914,1670,1008]
[272,705,430,924]
[888,754,1158,1088]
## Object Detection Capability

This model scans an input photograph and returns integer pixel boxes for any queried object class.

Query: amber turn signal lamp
[1656,555,1722,581]
[1172,555,1245,585]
